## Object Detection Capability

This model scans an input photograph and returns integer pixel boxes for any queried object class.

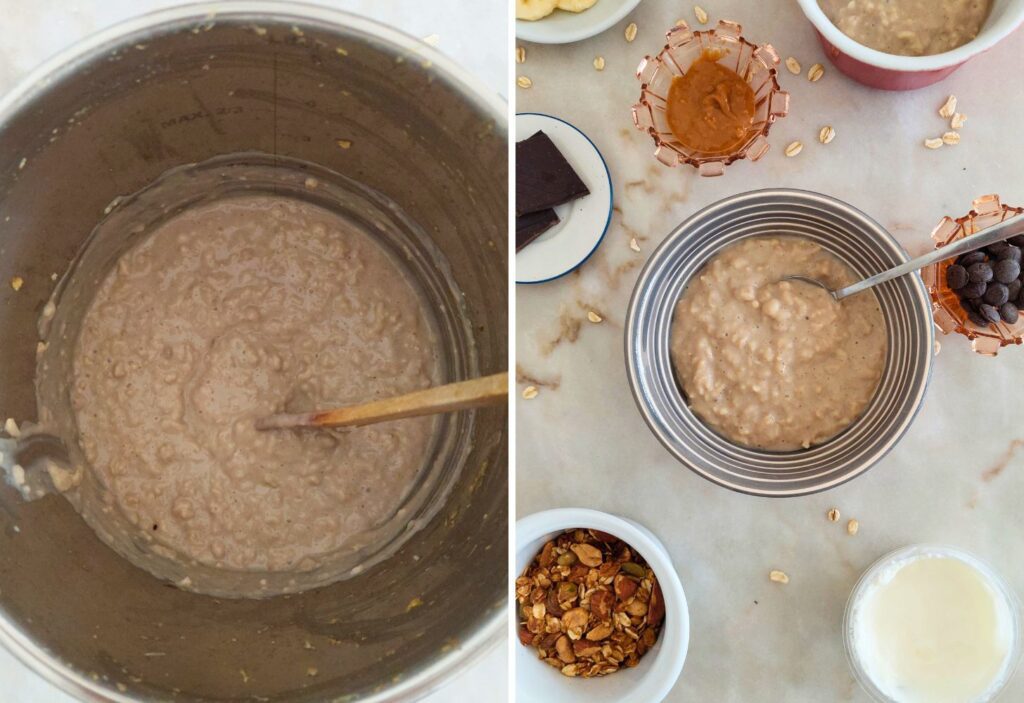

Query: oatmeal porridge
[818,0,992,56]
[670,237,887,451]
[69,194,439,575]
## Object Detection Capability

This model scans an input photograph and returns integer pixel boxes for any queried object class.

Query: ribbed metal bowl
[625,189,933,497]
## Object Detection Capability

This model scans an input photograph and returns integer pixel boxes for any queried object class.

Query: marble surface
[516,1,1024,700]
[0,1,506,701]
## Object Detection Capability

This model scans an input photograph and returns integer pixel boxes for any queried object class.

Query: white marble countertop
[0,1,507,701]
[516,1,1024,700]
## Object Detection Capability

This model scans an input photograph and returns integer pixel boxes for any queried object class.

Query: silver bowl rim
[624,187,935,499]
[0,2,507,702]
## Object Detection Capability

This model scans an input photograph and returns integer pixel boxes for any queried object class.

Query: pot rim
[0,2,507,702]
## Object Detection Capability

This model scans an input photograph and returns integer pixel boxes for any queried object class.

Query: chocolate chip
[946,264,969,289]
[979,303,1001,323]
[984,283,1009,305]
[993,259,1021,284]
[1000,245,1022,263]
[958,280,988,299]
[958,251,987,267]
[1000,302,1020,324]
[968,262,994,283]
[1009,280,1022,302]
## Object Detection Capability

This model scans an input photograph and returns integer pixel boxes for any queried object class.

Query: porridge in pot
[670,237,887,451]
[65,194,439,586]
[818,0,993,56]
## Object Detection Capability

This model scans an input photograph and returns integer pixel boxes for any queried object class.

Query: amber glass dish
[632,20,790,177]
[923,194,1024,356]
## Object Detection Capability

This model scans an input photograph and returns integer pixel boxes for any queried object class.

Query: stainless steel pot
[0,3,507,701]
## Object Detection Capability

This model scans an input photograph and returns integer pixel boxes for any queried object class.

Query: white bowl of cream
[845,545,1021,703]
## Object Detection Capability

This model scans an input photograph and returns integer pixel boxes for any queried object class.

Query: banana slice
[557,0,598,11]
[517,0,558,21]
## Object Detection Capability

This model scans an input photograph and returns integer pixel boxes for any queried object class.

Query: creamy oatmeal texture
[671,237,887,451]
[70,195,438,574]
[818,0,992,56]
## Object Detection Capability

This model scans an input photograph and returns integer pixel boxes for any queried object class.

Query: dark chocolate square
[516,130,589,217]
[516,208,560,251]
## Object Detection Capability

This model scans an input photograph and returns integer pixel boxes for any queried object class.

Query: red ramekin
[795,0,1024,90]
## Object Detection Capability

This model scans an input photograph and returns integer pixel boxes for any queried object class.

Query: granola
[516,529,665,678]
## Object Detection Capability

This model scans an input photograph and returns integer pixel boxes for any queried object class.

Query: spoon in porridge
[786,213,1024,301]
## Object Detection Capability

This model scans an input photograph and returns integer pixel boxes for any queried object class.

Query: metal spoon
[784,211,1024,301]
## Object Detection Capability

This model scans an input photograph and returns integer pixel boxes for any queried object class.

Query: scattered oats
[239,669,250,683]
[629,237,641,252]
[847,519,859,536]
[593,56,605,71]
[807,63,824,82]
[675,19,687,27]
[938,94,957,119]
[769,569,790,584]
[422,34,440,47]
[10,276,23,291]
[336,139,353,149]
[694,5,708,24]
[934,339,942,356]
[306,667,319,677]
[522,385,539,400]
[5,418,20,438]
[406,596,424,612]
[942,131,961,145]
[335,46,348,56]
[587,310,603,323]
[17,157,26,170]
[818,125,836,144]
[950,112,967,129]
[624,22,638,42]
[784,141,803,157]
[924,137,944,150]
[516,46,526,64]
[827,508,840,522]
[517,76,533,89]
[785,56,801,75]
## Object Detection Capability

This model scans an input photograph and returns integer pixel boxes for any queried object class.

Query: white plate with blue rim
[516,113,613,284]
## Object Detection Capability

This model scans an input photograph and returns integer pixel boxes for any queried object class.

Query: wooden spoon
[255,372,508,431]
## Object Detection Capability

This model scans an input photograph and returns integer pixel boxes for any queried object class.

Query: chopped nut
[593,56,605,71]
[769,569,789,584]
[306,667,318,677]
[10,276,23,291]
[827,507,840,522]
[785,56,801,75]
[629,238,641,252]
[517,528,663,678]
[516,46,526,64]
[336,139,352,149]
[406,596,423,612]
[517,76,533,89]
[950,112,967,129]
[522,385,539,400]
[694,5,708,24]
[939,94,957,119]
[784,141,803,157]
[942,131,960,145]
[807,63,824,82]
[586,310,603,324]
[624,22,638,42]
[924,137,944,150]
[847,519,859,535]
[818,125,836,144]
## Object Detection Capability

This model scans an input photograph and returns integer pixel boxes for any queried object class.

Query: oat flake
[785,57,801,75]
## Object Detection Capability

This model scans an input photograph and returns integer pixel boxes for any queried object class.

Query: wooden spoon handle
[255,372,508,431]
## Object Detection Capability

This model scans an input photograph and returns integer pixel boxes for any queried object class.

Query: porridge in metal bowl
[670,236,887,451]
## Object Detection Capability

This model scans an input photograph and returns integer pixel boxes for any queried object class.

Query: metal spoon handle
[834,211,1024,300]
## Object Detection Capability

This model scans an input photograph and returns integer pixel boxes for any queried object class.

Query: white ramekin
[515,508,689,703]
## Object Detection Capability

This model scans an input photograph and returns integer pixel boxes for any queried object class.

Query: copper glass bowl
[632,20,790,177]
[924,194,1024,356]
[625,189,934,497]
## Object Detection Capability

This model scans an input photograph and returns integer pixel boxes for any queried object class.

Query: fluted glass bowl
[632,20,790,177]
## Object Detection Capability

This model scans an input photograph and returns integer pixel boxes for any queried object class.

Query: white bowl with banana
[516,0,643,44]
